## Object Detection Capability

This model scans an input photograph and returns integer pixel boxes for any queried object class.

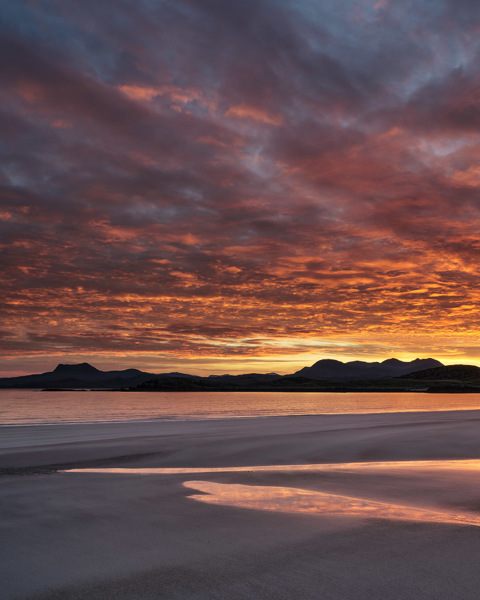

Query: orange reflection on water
[66,459,480,475]
[183,480,480,527]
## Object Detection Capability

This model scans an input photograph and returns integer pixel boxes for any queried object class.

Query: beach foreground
[3,411,480,599]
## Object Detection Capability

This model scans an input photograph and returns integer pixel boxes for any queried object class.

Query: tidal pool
[182,480,480,526]
[66,459,480,526]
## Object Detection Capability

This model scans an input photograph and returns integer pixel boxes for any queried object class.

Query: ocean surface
[2,389,480,425]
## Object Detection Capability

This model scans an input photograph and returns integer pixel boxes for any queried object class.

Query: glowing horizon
[2,1,480,376]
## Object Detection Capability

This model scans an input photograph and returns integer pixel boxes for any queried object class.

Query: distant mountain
[0,363,198,389]
[0,358,456,390]
[291,358,443,381]
[51,363,146,382]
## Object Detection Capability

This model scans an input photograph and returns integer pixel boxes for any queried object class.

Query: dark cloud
[2,0,480,373]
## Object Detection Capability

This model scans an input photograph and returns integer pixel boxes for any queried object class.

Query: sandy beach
[3,410,480,599]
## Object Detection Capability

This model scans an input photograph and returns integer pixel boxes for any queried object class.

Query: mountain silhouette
[0,363,196,389]
[0,358,448,389]
[292,358,443,381]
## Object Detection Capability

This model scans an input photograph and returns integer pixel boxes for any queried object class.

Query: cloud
[2,0,480,373]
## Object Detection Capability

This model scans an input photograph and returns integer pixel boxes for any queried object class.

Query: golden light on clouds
[2,1,480,375]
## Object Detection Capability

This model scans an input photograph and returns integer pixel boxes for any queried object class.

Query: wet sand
[3,410,480,599]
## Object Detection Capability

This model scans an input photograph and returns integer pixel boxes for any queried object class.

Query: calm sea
[1,389,480,425]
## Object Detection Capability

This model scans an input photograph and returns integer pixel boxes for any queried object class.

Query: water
[67,460,480,527]
[64,459,480,475]
[182,480,480,527]
[2,388,480,425]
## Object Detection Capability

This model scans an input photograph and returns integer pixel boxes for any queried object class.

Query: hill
[291,358,443,381]
[4,359,478,392]
[0,363,197,389]
[398,364,480,392]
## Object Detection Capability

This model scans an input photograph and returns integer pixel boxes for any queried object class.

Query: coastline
[3,411,480,599]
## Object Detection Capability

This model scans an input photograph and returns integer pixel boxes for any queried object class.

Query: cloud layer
[2,0,480,373]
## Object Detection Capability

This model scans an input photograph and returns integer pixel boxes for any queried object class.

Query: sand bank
[3,411,480,599]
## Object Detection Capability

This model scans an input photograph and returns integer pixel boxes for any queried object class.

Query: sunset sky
[2,0,480,376]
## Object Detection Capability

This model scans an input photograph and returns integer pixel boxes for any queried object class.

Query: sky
[2,0,480,376]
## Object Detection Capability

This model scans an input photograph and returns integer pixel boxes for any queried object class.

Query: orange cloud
[225,104,284,126]
[451,166,480,187]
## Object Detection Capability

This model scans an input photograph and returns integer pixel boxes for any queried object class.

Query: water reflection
[66,458,480,475]
[65,459,480,526]
[183,480,480,527]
